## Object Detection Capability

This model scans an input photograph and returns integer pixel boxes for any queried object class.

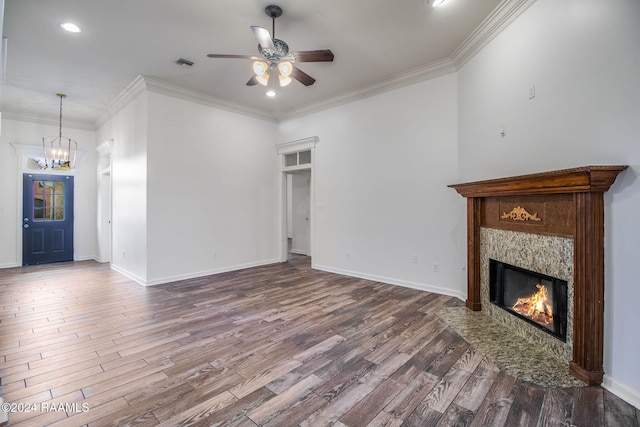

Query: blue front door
[22,174,74,265]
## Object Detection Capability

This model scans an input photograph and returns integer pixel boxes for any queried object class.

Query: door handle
[23,224,29,229]
[24,218,29,222]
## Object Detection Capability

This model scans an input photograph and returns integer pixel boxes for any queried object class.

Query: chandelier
[42,93,78,170]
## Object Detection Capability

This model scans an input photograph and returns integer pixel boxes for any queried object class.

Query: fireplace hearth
[489,259,568,342]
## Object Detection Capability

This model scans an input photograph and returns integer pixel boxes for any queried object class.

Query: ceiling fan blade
[292,50,335,63]
[291,66,316,86]
[246,75,258,86]
[250,26,276,52]
[207,54,259,60]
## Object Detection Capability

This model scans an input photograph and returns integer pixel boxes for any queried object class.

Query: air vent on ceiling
[174,57,194,67]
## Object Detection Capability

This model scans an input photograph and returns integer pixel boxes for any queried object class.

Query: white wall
[145,91,280,284]
[96,91,149,283]
[457,0,640,406]
[0,118,97,267]
[278,73,463,298]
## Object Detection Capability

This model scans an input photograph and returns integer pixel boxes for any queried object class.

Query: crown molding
[277,58,456,121]
[276,0,536,120]
[451,0,537,68]
[81,0,537,127]
[1,111,96,131]
[143,77,278,123]
[94,75,147,129]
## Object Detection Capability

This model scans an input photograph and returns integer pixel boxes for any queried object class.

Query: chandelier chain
[57,93,66,140]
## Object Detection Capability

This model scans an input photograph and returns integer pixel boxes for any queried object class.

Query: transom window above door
[284,150,311,167]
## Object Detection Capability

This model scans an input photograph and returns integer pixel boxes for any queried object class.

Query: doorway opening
[286,170,311,260]
[276,137,318,265]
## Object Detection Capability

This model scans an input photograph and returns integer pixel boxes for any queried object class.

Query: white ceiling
[1,0,508,127]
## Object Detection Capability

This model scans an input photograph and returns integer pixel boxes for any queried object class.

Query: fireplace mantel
[449,165,627,385]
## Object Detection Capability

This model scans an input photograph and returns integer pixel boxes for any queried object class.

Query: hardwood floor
[0,256,638,426]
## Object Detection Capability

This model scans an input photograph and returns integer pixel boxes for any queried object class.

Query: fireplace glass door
[489,259,568,342]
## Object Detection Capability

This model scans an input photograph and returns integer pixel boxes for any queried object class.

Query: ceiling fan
[207,5,334,90]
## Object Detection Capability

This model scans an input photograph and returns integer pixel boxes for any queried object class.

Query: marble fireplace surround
[480,228,574,363]
[450,166,627,385]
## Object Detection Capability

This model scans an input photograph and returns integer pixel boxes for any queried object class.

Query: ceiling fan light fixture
[256,73,269,86]
[278,61,292,77]
[253,61,268,76]
[279,75,292,87]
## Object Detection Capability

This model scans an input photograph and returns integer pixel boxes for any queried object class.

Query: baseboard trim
[290,248,309,256]
[313,264,466,301]
[142,258,282,287]
[0,262,20,269]
[602,374,640,410]
[110,264,147,286]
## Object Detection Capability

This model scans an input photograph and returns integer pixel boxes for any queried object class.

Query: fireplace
[489,259,568,342]
[449,166,627,385]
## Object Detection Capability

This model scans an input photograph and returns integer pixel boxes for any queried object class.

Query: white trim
[451,0,537,68]
[144,76,277,123]
[11,143,84,266]
[94,75,147,128]
[602,375,640,410]
[314,264,467,301]
[2,1,535,128]
[276,137,319,155]
[278,59,456,121]
[112,258,282,287]
[290,248,309,256]
[276,137,318,265]
[110,263,147,286]
[0,262,20,269]
[1,112,96,131]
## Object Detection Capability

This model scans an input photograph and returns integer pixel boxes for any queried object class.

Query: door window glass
[33,181,65,221]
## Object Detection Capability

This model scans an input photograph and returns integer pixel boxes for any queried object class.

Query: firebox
[489,259,568,342]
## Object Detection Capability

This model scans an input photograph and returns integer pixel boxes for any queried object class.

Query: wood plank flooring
[1,256,638,426]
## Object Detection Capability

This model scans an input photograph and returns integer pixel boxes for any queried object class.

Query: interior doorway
[276,136,318,265]
[286,170,311,259]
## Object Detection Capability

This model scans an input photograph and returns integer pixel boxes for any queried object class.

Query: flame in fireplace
[512,284,553,326]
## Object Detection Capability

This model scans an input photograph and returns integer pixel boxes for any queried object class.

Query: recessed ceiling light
[266,90,276,97]
[428,0,448,7]
[60,22,81,33]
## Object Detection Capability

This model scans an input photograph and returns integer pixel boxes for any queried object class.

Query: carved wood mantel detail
[449,166,627,385]
[500,206,542,221]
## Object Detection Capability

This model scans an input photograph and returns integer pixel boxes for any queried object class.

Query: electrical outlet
[213,251,217,259]
[411,255,418,264]
[346,252,350,260]
[433,263,439,272]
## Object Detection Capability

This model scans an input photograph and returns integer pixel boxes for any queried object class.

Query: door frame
[276,137,318,265]
[22,173,75,265]
[11,143,80,266]
[286,169,311,256]
[96,140,113,263]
